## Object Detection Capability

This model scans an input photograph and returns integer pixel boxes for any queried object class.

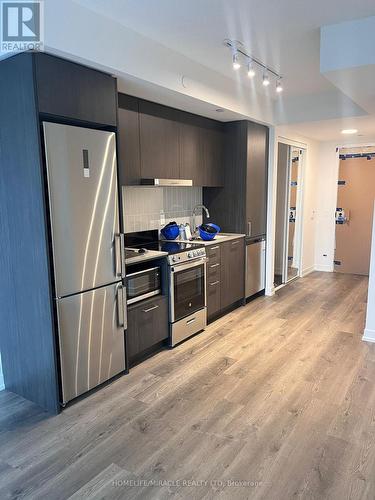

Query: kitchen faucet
[192,204,210,235]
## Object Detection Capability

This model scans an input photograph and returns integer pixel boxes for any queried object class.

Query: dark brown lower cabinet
[127,295,169,363]
[221,239,245,309]
[206,238,245,321]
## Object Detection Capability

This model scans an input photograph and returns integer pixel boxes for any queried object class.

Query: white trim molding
[315,264,334,272]
[301,266,315,277]
[363,329,375,343]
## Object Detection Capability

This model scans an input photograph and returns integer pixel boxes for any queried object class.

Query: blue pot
[161,224,179,240]
[198,223,221,241]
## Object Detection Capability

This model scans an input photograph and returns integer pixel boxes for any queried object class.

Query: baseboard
[363,328,375,343]
[301,266,315,277]
[314,264,333,272]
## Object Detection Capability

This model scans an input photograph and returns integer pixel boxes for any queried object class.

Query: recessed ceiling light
[341,129,358,135]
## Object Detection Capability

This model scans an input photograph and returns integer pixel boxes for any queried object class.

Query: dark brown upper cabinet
[117,95,141,186]
[34,53,117,126]
[179,121,204,185]
[139,101,180,180]
[203,120,269,238]
[117,94,224,186]
[202,127,224,187]
[246,122,268,238]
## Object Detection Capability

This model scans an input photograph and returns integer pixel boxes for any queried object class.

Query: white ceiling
[73,0,375,140]
[279,115,375,143]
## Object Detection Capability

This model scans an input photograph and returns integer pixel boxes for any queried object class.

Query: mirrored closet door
[274,143,304,288]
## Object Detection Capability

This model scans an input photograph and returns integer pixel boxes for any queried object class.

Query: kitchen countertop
[179,233,246,246]
[125,250,168,266]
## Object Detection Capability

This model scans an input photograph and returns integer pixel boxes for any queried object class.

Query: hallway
[0,272,374,499]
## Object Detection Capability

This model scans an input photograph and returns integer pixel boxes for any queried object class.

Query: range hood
[140,178,193,186]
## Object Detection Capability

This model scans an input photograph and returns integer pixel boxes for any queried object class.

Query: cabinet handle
[209,280,220,286]
[186,317,196,325]
[231,240,239,246]
[210,246,220,250]
[210,263,220,268]
[142,305,159,313]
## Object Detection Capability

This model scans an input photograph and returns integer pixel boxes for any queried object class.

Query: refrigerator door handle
[117,284,128,329]
[120,233,126,279]
[247,221,252,237]
[117,284,125,327]
[115,234,124,278]
[122,285,128,330]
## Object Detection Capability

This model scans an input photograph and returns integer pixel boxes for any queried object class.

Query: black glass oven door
[171,262,205,322]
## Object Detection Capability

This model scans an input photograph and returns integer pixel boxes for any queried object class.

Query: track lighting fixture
[232,52,241,70]
[247,61,255,78]
[224,39,283,93]
[262,72,270,86]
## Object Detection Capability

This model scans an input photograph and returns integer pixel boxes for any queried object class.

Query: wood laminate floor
[1,272,374,500]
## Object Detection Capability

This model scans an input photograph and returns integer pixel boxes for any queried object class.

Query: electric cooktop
[124,230,204,257]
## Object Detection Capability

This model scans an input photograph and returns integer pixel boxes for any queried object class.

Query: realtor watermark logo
[1,1,44,52]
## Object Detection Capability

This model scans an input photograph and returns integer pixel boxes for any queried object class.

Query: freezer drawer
[56,283,126,404]
[43,122,121,297]
[246,239,266,297]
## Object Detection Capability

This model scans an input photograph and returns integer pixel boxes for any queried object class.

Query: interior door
[335,156,375,275]
[57,283,126,404]
[43,123,120,297]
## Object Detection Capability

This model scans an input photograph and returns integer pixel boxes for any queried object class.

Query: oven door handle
[170,258,207,273]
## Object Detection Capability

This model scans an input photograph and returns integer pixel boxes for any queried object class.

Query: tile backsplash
[122,186,203,234]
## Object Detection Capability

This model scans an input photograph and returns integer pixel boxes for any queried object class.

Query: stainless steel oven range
[168,248,207,346]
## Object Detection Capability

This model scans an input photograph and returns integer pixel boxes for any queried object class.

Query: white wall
[314,142,339,272]
[363,202,375,343]
[266,128,319,295]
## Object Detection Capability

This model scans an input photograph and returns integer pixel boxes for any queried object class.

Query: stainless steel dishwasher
[246,237,266,298]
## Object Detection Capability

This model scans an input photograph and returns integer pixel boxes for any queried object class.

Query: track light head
[232,52,241,70]
[247,61,255,78]
[276,79,283,93]
[262,72,270,86]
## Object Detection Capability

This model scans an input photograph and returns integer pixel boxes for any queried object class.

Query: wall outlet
[160,210,165,225]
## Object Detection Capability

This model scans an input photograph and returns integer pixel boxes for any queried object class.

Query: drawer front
[207,278,221,318]
[207,244,221,264]
[207,261,221,281]
[127,295,168,359]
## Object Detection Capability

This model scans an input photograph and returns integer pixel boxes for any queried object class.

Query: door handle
[115,233,125,278]
[120,233,125,279]
[115,234,121,277]
[247,221,252,237]
[122,285,128,330]
[117,285,125,327]
[142,305,159,313]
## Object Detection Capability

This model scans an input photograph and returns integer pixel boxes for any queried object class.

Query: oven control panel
[168,248,206,265]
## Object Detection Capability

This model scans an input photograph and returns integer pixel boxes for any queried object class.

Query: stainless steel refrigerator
[43,122,127,405]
